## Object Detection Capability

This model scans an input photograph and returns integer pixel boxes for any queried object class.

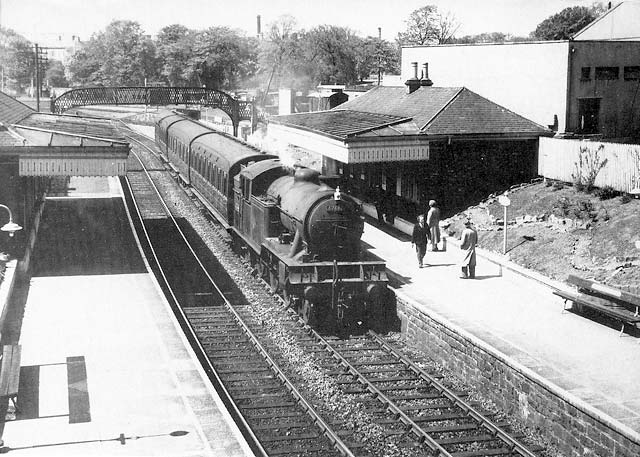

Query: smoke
[246,125,298,170]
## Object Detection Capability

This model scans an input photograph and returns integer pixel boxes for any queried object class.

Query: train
[154,109,389,332]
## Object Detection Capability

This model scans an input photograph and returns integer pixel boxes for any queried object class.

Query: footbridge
[51,86,260,136]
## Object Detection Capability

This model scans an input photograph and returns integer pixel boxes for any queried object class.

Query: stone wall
[396,293,640,457]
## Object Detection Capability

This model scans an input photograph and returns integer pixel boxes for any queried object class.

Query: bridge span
[51,86,259,136]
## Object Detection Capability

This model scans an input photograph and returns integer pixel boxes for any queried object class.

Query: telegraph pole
[377,27,382,86]
[34,44,39,111]
[33,44,48,111]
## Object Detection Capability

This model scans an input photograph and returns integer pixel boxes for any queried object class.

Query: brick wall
[396,293,640,457]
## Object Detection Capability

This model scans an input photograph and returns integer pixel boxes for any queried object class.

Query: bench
[553,275,640,336]
[0,345,21,412]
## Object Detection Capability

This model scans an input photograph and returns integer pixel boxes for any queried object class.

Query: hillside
[443,180,640,292]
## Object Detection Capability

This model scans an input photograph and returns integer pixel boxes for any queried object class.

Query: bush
[552,181,564,191]
[621,194,632,204]
[592,185,618,200]
[554,197,571,216]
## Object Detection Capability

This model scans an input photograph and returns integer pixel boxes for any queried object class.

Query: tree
[354,37,400,82]
[531,5,605,40]
[67,20,159,86]
[258,16,305,92]
[397,5,460,45]
[45,59,68,87]
[0,28,34,93]
[451,32,532,44]
[156,24,195,86]
[300,25,361,85]
[185,27,258,90]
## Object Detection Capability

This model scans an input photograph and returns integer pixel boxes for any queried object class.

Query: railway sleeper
[267,444,347,455]
[259,432,321,443]
[425,421,510,434]
[207,350,261,359]
[250,420,317,431]
[448,446,518,457]
[387,391,467,401]
[223,372,276,381]
[227,383,283,392]
[435,433,514,446]
[240,401,297,410]
[215,362,273,371]
[233,392,290,401]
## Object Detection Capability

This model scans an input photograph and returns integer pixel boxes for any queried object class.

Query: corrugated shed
[0,92,34,125]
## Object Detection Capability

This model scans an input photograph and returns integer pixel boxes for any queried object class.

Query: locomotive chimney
[420,63,433,86]
[405,62,420,94]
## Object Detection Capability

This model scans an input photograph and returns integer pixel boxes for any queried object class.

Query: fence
[538,137,640,193]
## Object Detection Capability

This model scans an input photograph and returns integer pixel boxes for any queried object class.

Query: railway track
[117,120,547,457]
[120,125,357,456]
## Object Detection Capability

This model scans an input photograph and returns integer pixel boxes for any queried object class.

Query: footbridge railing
[51,86,261,136]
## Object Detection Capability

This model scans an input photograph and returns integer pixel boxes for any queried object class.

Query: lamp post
[498,193,511,255]
[0,204,22,236]
[0,204,21,262]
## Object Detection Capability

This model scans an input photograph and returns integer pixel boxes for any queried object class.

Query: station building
[269,73,552,218]
[401,1,640,141]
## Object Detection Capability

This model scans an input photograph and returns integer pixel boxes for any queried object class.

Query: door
[578,98,600,134]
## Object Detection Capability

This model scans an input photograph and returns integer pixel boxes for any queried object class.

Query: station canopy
[0,92,130,177]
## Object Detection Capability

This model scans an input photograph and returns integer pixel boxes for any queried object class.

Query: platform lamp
[0,204,22,237]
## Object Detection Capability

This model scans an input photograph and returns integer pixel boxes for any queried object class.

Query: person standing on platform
[372,185,384,223]
[460,219,478,279]
[426,200,441,251]
[411,214,430,268]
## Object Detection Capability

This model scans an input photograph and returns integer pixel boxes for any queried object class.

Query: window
[595,67,619,80]
[581,67,591,80]
[624,66,640,80]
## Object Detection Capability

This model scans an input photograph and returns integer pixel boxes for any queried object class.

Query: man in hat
[460,219,478,279]
[411,214,430,268]
[426,200,441,251]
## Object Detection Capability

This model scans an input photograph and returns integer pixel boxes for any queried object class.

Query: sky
[2,0,608,44]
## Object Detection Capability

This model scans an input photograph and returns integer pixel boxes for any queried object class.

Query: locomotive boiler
[155,109,389,332]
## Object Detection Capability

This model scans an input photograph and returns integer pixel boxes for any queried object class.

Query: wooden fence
[538,137,640,193]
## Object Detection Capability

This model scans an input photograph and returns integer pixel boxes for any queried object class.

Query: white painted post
[498,194,511,255]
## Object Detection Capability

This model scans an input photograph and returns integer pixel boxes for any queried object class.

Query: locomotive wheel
[256,260,265,279]
[269,271,279,293]
[301,299,313,325]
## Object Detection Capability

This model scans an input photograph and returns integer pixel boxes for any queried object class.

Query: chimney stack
[405,62,421,94]
[420,63,433,86]
[257,15,262,38]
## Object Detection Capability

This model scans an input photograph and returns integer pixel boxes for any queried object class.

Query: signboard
[498,195,511,207]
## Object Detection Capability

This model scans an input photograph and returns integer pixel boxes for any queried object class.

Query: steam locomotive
[154,110,388,331]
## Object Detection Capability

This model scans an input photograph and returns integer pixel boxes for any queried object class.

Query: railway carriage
[154,109,389,332]
[155,109,275,224]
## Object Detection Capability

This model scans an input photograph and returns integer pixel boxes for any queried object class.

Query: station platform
[0,177,253,456]
[362,218,640,443]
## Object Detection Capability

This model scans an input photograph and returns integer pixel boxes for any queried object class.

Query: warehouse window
[624,66,640,80]
[581,67,591,80]
[595,67,619,80]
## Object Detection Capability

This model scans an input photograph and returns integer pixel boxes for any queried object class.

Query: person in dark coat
[411,214,430,268]
[372,185,384,223]
[384,189,395,224]
[426,200,441,251]
[460,219,478,279]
